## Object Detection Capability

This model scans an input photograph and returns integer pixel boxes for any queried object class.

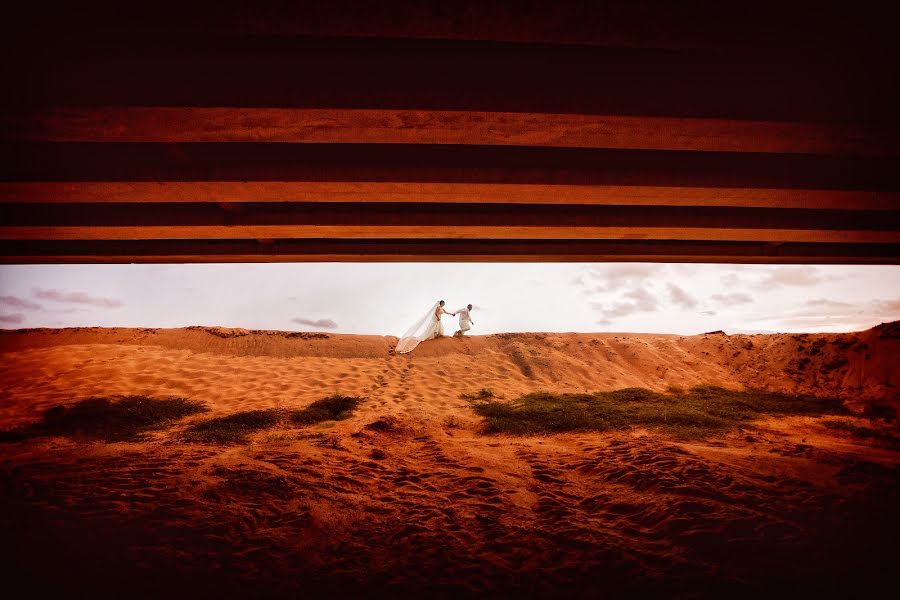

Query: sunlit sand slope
[0,323,897,598]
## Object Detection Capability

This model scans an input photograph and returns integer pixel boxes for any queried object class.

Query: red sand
[1,324,898,598]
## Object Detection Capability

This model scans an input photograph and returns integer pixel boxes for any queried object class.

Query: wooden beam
[5,108,896,157]
[4,226,898,244]
[6,2,896,56]
[7,35,897,124]
[0,228,888,245]
[2,6,895,266]
[5,143,895,190]
[4,202,894,228]
[2,182,896,211]
[1,203,897,243]
[2,239,897,265]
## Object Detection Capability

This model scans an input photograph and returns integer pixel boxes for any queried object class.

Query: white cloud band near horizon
[0,263,898,336]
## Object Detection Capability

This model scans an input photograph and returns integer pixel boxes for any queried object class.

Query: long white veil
[395,302,440,354]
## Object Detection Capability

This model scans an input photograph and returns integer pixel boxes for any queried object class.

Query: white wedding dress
[396,302,444,354]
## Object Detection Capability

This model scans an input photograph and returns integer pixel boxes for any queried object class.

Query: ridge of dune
[1,322,897,418]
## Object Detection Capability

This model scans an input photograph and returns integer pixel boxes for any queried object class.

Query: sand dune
[1,323,896,426]
[1,323,898,598]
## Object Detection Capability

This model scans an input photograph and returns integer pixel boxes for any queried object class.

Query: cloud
[758,266,823,287]
[0,296,43,310]
[805,298,855,310]
[292,317,338,330]
[872,298,900,312]
[667,284,698,309]
[743,314,869,331]
[590,302,641,319]
[784,298,863,319]
[33,288,123,308]
[579,264,665,293]
[591,286,660,320]
[720,273,742,287]
[740,296,900,333]
[624,287,659,311]
[0,313,24,324]
[699,310,717,316]
[607,264,663,278]
[671,264,700,275]
[711,293,753,307]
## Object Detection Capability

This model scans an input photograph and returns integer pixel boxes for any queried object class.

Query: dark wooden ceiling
[1,1,898,263]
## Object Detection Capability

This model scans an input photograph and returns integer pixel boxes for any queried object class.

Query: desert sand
[1,323,898,598]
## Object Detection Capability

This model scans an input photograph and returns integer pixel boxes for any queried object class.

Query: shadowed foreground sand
[1,324,898,598]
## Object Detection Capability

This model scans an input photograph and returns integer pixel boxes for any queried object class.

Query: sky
[0,263,898,336]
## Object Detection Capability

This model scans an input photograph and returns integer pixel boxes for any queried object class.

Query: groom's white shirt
[456,307,471,324]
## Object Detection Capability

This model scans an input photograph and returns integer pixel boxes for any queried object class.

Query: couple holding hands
[395,301,475,354]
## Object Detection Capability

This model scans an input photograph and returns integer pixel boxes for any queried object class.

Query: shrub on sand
[185,395,363,444]
[460,389,496,401]
[472,386,849,440]
[821,418,898,447]
[185,409,282,444]
[0,396,208,443]
[288,395,362,425]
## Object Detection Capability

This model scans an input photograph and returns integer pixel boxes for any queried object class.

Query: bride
[396,300,452,354]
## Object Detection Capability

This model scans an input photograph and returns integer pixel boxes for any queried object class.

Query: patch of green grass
[460,388,496,401]
[0,396,208,443]
[471,386,850,440]
[185,409,282,444]
[288,395,361,425]
[821,418,899,447]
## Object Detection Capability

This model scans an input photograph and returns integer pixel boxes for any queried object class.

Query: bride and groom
[396,300,475,354]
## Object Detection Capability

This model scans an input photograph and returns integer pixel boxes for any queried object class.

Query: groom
[453,304,475,336]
